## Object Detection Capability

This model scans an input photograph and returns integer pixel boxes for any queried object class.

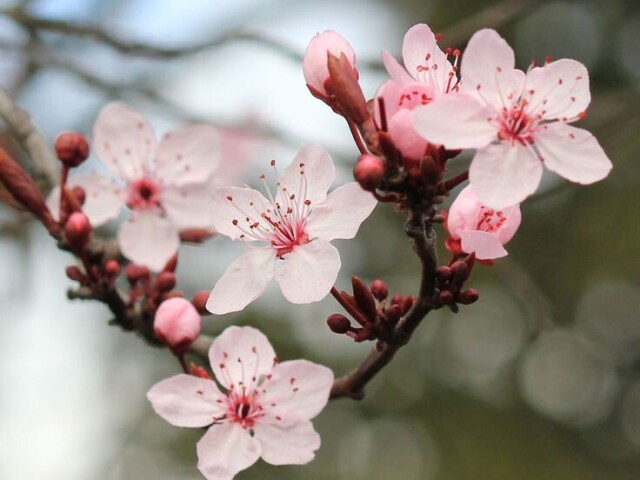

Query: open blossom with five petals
[375,23,459,160]
[446,186,521,260]
[206,145,377,315]
[413,29,612,209]
[147,326,334,480]
[47,102,222,271]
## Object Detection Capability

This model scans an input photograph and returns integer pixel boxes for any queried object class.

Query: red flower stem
[346,118,368,155]
[443,170,469,192]
[330,286,371,327]
[58,164,69,224]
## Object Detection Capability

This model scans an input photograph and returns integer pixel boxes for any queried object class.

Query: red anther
[191,290,212,316]
[55,132,89,168]
[64,212,92,251]
[154,271,177,292]
[439,290,454,304]
[445,47,452,55]
[327,313,351,334]
[370,279,389,302]
[545,54,553,64]
[190,363,212,379]
[458,288,480,305]
[126,264,150,283]
[71,186,86,206]
[66,265,85,282]
[435,33,442,41]
[452,48,460,57]
[353,154,385,191]
[578,111,587,120]
[163,254,178,273]
[104,260,120,278]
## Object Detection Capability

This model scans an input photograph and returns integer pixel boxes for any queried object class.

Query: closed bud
[163,254,178,273]
[303,30,357,99]
[191,290,212,316]
[126,264,150,283]
[353,154,385,191]
[459,288,480,305]
[351,275,377,319]
[64,212,92,251]
[370,279,388,302]
[104,260,120,278]
[401,295,414,315]
[327,313,351,334]
[436,266,452,281]
[71,186,86,206]
[439,290,454,304]
[66,265,85,283]
[154,297,202,354]
[154,271,176,292]
[55,132,89,168]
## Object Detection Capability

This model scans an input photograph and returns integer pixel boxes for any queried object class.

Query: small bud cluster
[327,276,414,345]
[435,254,479,312]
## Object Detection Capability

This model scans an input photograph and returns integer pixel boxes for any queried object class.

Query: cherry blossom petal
[210,186,272,241]
[458,230,508,259]
[253,420,320,466]
[469,142,543,209]
[92,103,156,181]
[118,211,179,271]
[46,174,124,225]
[524,59,590,121]
[303,30,356,97]
[382,51,413,84]
[277,145,335,206]
[156,124,220,187]
[496,204,522,244]
[374,80,402,125]
[306,183,376,241]
[197,422,261,480]
[147,374,225,427]
[263,360,333,420]
[388,108,430,159]
[206,248,276,315]
[163,181,214,230]
[209,326,277,391]
[274,239,340,304]
[460,29,518,107]
[402,23,454,93]
[413,95,498,149]
[534,123,612,184]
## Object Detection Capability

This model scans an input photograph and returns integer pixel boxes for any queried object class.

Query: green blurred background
[0,0,639,479]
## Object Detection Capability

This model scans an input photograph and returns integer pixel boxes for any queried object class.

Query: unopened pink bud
[154,271,176,292]
[303,30,357,98]
[353,154,385,191]
[154,297,202,354]
[104,260,120,278]
[64,212,92,251]
[327,313,351,334]
[55,132,89,168]
[370,279,388,302]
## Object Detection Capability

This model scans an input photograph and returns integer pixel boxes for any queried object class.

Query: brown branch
[330,208,438,399]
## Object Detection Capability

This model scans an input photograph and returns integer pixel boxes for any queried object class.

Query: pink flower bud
[154,271,176,292]
[104,260,120,278]
[154,297,202,354]
[303,30,357,98]
[55,132,89,168]
[370,279,388,302]
[353,154,385,191]
[64,212,92,251]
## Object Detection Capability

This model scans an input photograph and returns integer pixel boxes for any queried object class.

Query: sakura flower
[446,186,521,260]
[413,29,612,209]
[303,30,357,99]
[47,102,221,270]
[206,145,377,315]
[147,325,334,480]
[374,23,459,160]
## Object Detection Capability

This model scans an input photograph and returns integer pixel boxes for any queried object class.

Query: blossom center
[226,161,314,258]
[476,207,506,233]
[226,390,263,429]
[127,178,162,210]
[497,103,538,145]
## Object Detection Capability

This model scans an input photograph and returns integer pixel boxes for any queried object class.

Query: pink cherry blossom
[206,145,377,315]
[447,186,521,260]
[154,297,202,354]
[413,29,612,209]
[303,30,357,98]
[147,325,334,480]
[47,102,222,271]
[374,23,459,160]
